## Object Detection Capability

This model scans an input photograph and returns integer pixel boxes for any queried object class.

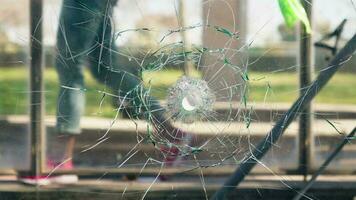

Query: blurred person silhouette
[19,0,191,185]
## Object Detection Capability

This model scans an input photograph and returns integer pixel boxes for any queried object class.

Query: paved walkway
[2,115,354,136]
[1,175,356,200]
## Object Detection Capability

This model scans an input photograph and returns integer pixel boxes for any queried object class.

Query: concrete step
[1,175,356,200]
[1,115,355,174]
[3,114,354,136]
[123,101,356,122]
[212,102,356,122]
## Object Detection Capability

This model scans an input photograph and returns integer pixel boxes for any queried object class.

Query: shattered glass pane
[0,0,355,199]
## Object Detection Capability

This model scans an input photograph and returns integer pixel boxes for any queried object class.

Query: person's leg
[19,0,113,185]
[53,0,113,165]
[86,2,187,145]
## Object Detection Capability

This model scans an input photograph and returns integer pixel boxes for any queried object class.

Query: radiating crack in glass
[56,16,252,197]
[36,0,356,199]
[1,1,354,200]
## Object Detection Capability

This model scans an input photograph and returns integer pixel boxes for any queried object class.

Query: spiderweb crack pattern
[33,0,356,199]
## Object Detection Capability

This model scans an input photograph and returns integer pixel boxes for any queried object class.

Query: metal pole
[210,34,356,200]
[293,128,356,200]
[177,0,191,76]
[298,0,314,179]
[29,0,44,177]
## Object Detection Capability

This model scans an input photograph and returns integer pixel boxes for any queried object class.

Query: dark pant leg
[86,4,166,120]
[55,0,117,134]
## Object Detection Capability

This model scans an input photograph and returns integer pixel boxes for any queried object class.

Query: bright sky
[5,0,356,47]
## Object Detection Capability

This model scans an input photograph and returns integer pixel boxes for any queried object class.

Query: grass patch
[248,72,356,104]
[1,67,355,117]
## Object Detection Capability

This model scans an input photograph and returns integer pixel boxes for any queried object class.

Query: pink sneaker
[46,159,74,170]
[18,159,78,185]
[18,174,78,185]
[18,175,51,185]
[159,129,193,181]
[45,159,78,184]
[161,146,182,166]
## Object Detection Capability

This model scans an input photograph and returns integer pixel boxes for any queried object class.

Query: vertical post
[298,0,313,179]
[177,0,191,76]
[29,0,44,177]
